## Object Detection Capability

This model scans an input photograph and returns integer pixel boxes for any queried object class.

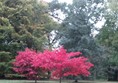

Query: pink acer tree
[51,47,94,83]
[13,47,93,83]
[33,47,94,83]
[13,48,40,83]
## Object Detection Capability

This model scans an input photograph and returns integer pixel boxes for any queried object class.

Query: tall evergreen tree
[0,0,23,77]
[50,0,106,79]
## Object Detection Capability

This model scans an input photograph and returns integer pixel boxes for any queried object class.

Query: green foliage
[0,0,58,52]
[0,51,11,77]
[96,0,118,66]
[50,0,106,79]
[0,1,22,76]
[2,0,57,51]
[0,0,58,77]
[0,51,11,61]
[0,17,23,56]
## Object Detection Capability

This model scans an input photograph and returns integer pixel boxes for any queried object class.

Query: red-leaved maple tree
[13,48,40,83]
[32,47,94,83]
[13,47,93,83]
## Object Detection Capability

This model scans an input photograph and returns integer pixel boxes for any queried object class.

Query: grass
[0,80,118,83]
[0,80,67,83]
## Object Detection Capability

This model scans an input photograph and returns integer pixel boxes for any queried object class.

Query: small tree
[13,48,39,83]
[51,47,93,83]
[33,47,94,83]
[13,47,93,83]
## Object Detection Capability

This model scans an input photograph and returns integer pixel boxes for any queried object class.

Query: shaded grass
[0,80,67,83]
[0,80,118,83]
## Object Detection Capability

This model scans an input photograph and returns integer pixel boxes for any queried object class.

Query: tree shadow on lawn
[24,80,72,83]
[24,80,93,83]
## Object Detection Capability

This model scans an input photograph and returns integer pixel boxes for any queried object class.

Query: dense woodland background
[0,0,118,81]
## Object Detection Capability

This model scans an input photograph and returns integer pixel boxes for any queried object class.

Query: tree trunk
[35,79,37,83]
[74,77,78,82]
[59,77,61,83]
[47,71,51,79]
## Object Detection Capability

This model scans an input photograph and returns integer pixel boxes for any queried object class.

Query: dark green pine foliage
[55,0,106,79]
[0,0,23,55]
[0,2,22,77]
[0,51,11,78]
[0,0,22,77]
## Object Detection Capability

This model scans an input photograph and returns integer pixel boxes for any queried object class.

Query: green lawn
[0,80,118,83]
[0,80,67,83]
